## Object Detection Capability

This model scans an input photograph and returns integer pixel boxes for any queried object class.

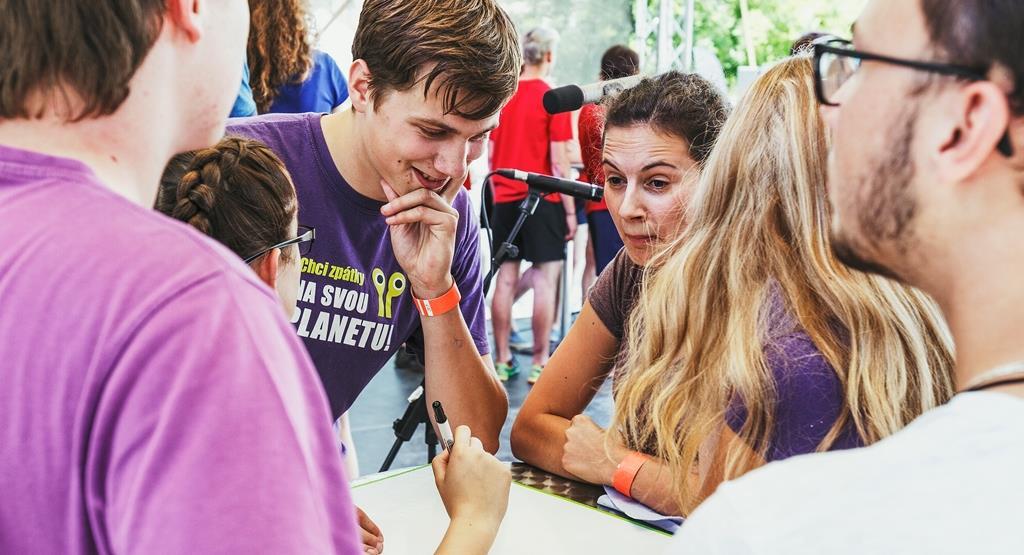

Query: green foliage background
[499,0,865,90]
[691,0,865,82]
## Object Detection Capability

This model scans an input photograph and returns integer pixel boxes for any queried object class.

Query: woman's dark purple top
[588,250,862,461]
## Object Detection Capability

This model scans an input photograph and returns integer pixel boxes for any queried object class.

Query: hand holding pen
[433,401,455,451]
[430,423,511,554]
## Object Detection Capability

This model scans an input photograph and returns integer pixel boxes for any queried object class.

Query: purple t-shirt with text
[0,145,360,554]
[228,113,490,418]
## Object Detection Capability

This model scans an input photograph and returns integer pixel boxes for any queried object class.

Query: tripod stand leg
[558,242,570,344]
[378,380,442,472]
[379,384,428,473]
[380,441,404,473]
[484,190,544,295]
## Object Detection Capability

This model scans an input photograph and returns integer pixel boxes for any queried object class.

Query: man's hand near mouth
[379,179,460,298]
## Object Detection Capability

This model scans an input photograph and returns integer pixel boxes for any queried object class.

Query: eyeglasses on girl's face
[243,225,316,264]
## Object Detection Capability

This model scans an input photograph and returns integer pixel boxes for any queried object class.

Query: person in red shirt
[489,27,576,385]
[579,45,640,276]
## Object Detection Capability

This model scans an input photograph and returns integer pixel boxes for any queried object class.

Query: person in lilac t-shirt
[229,0,523,451]
[0,1,362,553]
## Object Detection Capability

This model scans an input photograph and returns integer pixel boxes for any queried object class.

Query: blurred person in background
[489,27,576,385]
[578,45,640,283]
[230,58,258,117]
[247,0,349,114]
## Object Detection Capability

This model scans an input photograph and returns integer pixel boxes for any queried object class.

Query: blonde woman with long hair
[604,56,954,517]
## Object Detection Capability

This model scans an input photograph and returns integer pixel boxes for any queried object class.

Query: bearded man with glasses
[668,1,1024,553]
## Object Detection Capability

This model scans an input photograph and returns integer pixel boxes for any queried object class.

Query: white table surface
[351,465,673,554]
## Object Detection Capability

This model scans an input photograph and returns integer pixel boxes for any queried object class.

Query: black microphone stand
[483,189,543,293]
[379,188,543,472]
[379,383,438,472]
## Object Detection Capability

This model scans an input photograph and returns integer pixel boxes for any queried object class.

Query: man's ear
[348,59,373,114]
[937,81,1012,182]
[166,0,203,43]
[252,248,281,290]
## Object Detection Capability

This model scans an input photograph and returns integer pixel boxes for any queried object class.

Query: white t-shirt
[669,392,1024,554]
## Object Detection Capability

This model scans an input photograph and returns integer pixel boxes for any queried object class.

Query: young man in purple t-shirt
[229,0,522,451]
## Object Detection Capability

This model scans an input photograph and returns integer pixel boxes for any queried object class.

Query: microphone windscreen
[543,85,584,114]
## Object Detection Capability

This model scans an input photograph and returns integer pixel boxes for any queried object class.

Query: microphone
[542,74,645,114]
[495,169,603,202]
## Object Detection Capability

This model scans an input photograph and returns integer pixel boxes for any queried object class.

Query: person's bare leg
[491,260,521,363]
[573,223,589,291]
[582,236,597,295]
[514,265,537,302]
[530,261,563,366]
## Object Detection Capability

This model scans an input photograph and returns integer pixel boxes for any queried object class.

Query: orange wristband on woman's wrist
[612,451,649,498]
[412,281,461,317]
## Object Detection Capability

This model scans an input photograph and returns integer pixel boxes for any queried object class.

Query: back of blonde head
[612,57,954,514]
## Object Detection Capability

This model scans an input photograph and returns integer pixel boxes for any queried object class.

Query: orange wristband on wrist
[412,281,461,317]
[612,451,649,498]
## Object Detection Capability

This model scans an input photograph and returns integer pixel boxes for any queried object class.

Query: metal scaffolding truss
[633,0,695,74]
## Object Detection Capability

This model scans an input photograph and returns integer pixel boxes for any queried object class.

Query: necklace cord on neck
[965,375,1024,393]
[963,361,1024,392]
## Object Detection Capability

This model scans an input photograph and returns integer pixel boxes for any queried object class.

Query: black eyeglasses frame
[243,225,316,264]
[812,37,1013,157]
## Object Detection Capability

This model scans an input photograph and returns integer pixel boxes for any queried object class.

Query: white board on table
[351,465,672,554]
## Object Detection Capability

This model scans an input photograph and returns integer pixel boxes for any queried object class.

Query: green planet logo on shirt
[372,268,406,319]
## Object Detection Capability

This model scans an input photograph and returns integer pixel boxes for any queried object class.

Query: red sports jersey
[489,79,573,203]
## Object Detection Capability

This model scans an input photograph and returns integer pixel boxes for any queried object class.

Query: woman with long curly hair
[247,0,349,114]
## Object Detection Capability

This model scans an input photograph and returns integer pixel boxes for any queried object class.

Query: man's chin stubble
[830,232,905,282]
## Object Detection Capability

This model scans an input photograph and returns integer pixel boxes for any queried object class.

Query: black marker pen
[432,401,455,451]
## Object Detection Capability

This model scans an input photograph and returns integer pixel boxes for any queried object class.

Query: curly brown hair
[247,0,313,113]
